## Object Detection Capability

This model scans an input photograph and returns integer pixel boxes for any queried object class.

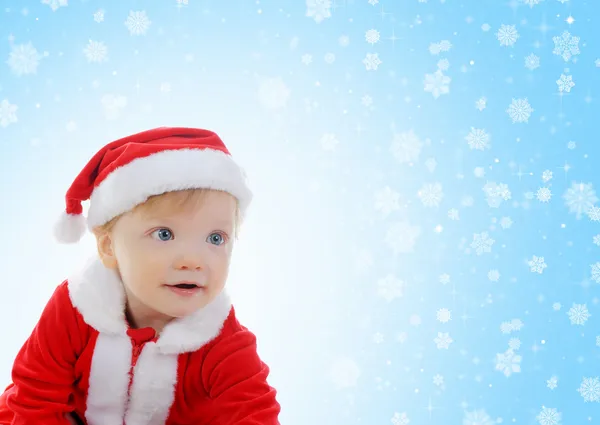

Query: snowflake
[437,58,450,71]
[424,70,451,98]
[563,182,599,219]
[436,308,452,323]
[448,208,459,220]
[466,127,491,150]
[471,232,494,255]
[434,332,453,349]
[125,10,151,35]
[83,40,108,63]
[496,24,519,46]
[495,349,522,377]
[525,53,540,70]
[536,406,561,425]
[552,31,580,62]
[391,412,410,425]
[93,9,105,22]
[567,140,576,149]
[365,29,380,44]
[7,42,42,76]
[587,206,600,221]
[377,274,404,302]
[418,182,444,207]
[439,274,450,285]
[363,53,382,70]
[475,96,487,111]
[374,186,401,217]
[500,217,513,229]
[590,263,600,283]
[537,187,552,202]
[488,269,500,281]
[0,99,18,128]
[594,235,600,247]
[597,336,600,347]
[577,377,600,402]
[433,374,444,386]
[567,303,590,325]
[41,0,68,11]
[508,337,521,350]
[390,130,423,164]
[506,98,533,123]
[528,256,547,274]
[556,74,575,92]
[547,375,558,390]
[483,182,511,208]
[463,410,495,425]
[522,0,543,6]
[368,0,379,5]
[542,170,553,182]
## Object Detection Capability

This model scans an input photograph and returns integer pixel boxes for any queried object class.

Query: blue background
[1,0,600,424]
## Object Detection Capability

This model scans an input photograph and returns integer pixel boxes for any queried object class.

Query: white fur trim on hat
[53,211,88,244]
[86,148,252,231]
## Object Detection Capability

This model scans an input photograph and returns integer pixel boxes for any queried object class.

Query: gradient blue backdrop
[1,0,600,424]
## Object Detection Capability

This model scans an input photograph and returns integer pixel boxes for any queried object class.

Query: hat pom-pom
[53,212,87,244]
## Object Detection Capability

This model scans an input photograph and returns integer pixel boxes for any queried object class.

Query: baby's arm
[201,330,281,425]
[5,283,82,425]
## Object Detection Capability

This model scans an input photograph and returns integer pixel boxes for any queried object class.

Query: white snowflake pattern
[41,0,68,11]
[563,182,599,219]
[552,30,580,62]
[496,24,519,46]
[365,29,380,44]
[83,40,108,63]
[391,412,410,425]
[376,274,404,302]
[528,256,547,274]
[306,0,332,23]
[125,10,152,35]
[374,186,402,217]
[363,53,382,70]
[7,43,42,76]
[536,406,561,425]
[418,182,444,207]
[471,232,495,255]
[0,99,18,128]
[390,130,423,164]
[506,98,533,123]
[424,70,451,98]
[567,303,590,325]
[577,377,600,402]
[556,74,575,92]
[466,127,491,150]
[434,332,453,349]
[495,349,522,377]
[525,53,540,70]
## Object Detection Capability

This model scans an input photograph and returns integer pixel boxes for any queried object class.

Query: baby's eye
[207,232,226,246]
[151,228,173,241]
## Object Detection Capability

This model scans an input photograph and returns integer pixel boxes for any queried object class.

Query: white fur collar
[67,257,232,355]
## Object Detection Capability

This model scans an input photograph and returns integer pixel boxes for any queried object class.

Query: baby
[0,127,281,425]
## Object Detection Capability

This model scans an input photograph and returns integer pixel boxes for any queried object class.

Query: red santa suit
[0,127,281,425]
[0,257,280,425]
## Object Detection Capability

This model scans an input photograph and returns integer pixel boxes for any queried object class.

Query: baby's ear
[94,228,118,269]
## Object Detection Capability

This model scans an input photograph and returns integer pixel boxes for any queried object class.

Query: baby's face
[103,190,237,324]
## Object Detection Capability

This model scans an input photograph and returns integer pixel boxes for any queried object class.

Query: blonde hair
[94,188,242,239]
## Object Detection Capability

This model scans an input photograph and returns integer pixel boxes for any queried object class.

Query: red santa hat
[53,127,253,244]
